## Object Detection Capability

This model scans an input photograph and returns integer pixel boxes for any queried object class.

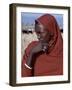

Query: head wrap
[36,14,63,56]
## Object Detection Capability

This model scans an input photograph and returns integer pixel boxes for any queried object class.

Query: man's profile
[21,14,63,77]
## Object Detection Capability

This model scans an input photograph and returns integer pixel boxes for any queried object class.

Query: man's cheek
[45,35,50,41]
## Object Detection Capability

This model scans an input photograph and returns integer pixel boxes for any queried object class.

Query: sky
[21,12,63,29]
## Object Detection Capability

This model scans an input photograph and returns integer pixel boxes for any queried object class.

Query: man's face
[35,24,50,43]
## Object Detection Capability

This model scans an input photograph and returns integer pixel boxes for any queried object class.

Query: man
[21,14,63,77]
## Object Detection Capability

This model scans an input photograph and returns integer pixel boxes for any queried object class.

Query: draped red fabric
[21,14,63,77]
[36,14,63,56]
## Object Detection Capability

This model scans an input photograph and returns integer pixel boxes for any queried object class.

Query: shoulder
[28,41,38,47]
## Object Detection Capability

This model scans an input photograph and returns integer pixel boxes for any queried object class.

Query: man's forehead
[36,24,43,28]
[35,24,48,32]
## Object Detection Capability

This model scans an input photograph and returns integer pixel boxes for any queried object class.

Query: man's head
[35,14,62,54]
[35,21,51,44]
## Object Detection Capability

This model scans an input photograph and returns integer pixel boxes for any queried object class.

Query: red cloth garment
[21,14,63,77]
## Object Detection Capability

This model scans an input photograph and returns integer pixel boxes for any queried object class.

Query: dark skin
[26,23,50,68]
[35,24,54,44]
[31,23,51,53]
[35,24,49,43]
